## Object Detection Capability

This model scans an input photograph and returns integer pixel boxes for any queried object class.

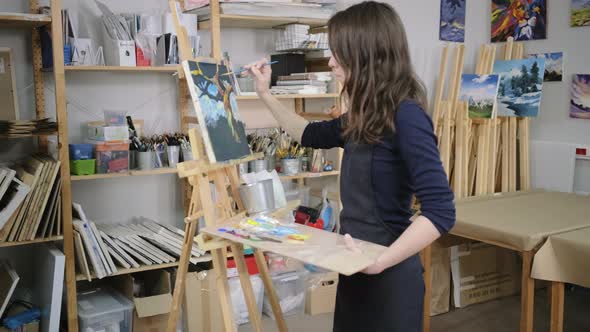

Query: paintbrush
[223,61,278,76]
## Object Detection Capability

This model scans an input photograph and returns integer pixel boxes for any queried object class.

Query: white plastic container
[229,275,264,325]
[263,270,307,320]
[77,288,134,332]
[285,186,310,206]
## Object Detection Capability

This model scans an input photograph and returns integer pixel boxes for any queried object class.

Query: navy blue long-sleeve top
[301,100,456,235]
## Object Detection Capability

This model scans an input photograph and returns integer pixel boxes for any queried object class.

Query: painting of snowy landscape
[460,74,501,118]
[529,52,564,82]
[570,74,590,119]
[440,0,466,42]
[493,58,546,117]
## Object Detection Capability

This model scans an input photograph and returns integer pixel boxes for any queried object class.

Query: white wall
[2,0,589,225]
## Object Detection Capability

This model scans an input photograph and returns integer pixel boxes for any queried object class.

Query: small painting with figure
[491,0,547,42]
[570,75,590,119]
[493,58,546,117]
[440,0,466,42]
[183,60,251,163]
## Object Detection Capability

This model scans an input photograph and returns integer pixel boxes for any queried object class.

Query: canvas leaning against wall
[440,0,466,42]
[491,0,547,42]
[571,0,590,27]
[570,75,590,119]
[493,58,546,117]
[528,52,564,82]
[460,74,501,119]
[182,60,251,163]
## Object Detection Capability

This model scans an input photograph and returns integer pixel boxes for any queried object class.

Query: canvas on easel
[182,60,250,163]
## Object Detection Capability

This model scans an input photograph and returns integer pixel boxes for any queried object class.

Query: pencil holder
[154,149,168,168]
[239,162,249,176]
[250,159,267,173]
[167,146,180,168]
[138,151,154,170]
[182,148,194,162]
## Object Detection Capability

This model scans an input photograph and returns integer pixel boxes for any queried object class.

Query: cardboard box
[112,270,173,332]
[87,122,129,141]
[305,272,338,315]
[102,24,136,66]
[184,269,224,332]
[451,241,521,308]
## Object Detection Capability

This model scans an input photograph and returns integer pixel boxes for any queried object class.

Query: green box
[70,159,96,175]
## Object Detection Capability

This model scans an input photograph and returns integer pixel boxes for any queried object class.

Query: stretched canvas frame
[182,58,250,164]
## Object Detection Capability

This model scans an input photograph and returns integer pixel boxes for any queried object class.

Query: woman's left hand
[344,234,387,275]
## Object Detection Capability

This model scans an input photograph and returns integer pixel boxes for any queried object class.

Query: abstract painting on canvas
[440,0,466,42]
[570,75,590,119]
[183,60,250,163]
[571,0,590,27]
[528,52,564,82]
[491,0,547,42]
[460,74,501,118]
[493,58,545,117]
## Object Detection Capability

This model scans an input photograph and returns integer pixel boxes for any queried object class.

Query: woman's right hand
[244,58,272,96]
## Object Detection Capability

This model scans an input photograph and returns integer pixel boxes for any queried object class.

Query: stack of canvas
[0,119,57,138]
[72,203,206,280]
[0,156,62,242]
[271,72,332,95]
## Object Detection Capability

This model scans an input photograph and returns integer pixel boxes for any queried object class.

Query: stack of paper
[192,2,335,20]
[0,156,62,243]
[0,118,57,138]
[271,72,332,95]
[72,203,206,280]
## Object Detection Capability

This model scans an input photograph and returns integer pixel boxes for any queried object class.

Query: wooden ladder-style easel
[165,2,288,332]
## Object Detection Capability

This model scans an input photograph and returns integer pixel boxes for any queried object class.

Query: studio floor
[239,287,590,332]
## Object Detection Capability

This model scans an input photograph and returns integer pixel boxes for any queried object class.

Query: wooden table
[446,191,590,332]
[531,227,590,332]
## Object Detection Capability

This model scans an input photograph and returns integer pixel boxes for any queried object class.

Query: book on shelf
[0,155,61,243]
[72,204,206,278]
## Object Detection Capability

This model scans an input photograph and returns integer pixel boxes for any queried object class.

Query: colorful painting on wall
[571,0,590,27]
[460,74,501,118]
[491,0,547,42]
[182,60,251,163]
[493,58,546,117]
[440,0,466,42]
[570,75,590,119]
[528,52,564,82]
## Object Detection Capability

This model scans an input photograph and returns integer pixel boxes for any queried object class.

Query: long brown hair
[328,1,427,144]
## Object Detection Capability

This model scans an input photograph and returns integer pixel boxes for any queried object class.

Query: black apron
[333,143,424,332]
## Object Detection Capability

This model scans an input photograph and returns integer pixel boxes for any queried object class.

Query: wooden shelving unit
[197,14,327,30]
[76,254,212,281]
[0,12,51,28]
[71,168,178,181]
[0,236,64,248]
[65,65,179,73]
[236,93,339,100]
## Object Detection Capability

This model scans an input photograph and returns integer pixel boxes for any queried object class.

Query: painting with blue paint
[528,52,564,82]
[570,75,590,119]
[493,58,546,117]
[460,74,500,118]
[183,60,250,163]
[440,0,466,42]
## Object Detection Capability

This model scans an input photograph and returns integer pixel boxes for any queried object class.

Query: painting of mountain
[529,52,564,82]
[493,58,546,117]
[459,74,501,118]
[572,0,590,27]
[440,0,466,42]
[182,60,251,163]
[491,0,547,42]
[570,75,590,119]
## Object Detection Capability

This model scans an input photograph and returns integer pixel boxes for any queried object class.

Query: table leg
[421,245,432,332]
[550,282,564,332]
[520,251,535,332]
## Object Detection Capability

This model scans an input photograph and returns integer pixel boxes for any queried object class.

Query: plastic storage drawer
[77,288,134,332]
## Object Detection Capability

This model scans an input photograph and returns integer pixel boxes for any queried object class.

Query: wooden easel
[166,2,288,332]
[422,38,528,332]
